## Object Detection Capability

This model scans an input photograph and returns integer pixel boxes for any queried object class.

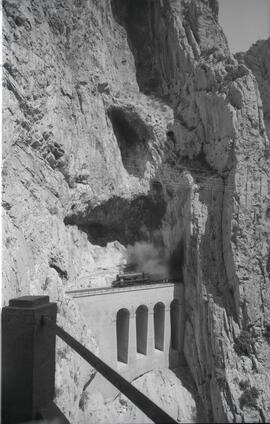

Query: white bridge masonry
[67,281,185,400]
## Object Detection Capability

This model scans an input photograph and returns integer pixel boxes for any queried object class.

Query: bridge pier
[164,305,171,355]
[128,310,137,365]
[109,316,118,368]
[147,307,155,356]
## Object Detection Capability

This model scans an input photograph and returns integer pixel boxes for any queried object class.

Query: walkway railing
[2,295,177,424]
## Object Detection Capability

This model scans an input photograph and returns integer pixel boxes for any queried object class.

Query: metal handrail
[44,317,177,424]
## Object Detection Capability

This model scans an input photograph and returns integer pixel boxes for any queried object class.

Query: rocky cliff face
[2,0,270,422]
[77,369,199,424]
[236,38,270,140]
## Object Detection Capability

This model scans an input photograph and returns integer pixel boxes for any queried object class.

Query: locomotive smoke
[126,240,168,277]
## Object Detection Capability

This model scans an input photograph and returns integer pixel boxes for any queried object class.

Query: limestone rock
[236,38,270,141]
[78,369,198,424]
[2,0,270,422]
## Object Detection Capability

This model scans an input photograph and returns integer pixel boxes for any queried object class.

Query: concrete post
[128,310,137,364]
[147,307,155,356]
[164,305,171,355]
[111,317,118,368]
[2,296,57,424]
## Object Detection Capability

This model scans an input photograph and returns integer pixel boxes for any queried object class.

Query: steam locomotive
[112,272,150,287]
[111,272,170,287]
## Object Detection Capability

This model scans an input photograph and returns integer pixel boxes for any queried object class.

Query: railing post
[2,295,57,424]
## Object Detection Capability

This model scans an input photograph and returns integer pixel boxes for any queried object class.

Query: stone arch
[136,305,148,355]
[170,299,180,350]
[154,302,165,351]
[116,308,130,363]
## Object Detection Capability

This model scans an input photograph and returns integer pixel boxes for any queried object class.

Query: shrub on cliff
[79,391,89,412]
[234,330,254,357]
[239,386,259,409]
[216,368,227,388]
[239,379,250,391]
[263,323,270,343]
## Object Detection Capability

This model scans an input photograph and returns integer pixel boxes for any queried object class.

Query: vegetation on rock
[239,386,260,410]
[234,331,254,357]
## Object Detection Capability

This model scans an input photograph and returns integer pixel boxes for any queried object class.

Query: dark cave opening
[108,107,152,177]
[64,194,167,247]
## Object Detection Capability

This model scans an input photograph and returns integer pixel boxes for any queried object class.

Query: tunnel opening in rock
[111,0,165,96]
[108,107,152,177]
[64,194,167,247]
[136,305,148,355]
[170,299,181,350]
[154,302,165,351]
[117,308,130,363]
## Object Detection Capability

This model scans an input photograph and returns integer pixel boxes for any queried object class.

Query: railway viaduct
[67,281,184,400]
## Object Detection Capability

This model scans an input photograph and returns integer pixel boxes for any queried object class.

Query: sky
[219,0,270,53]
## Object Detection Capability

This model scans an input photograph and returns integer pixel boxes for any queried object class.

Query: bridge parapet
[66,281,182,298]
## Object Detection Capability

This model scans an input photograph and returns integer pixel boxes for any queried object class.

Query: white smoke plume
[126,240,168,277]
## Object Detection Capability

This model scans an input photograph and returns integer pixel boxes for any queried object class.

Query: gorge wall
[236,38,270,141]
[2,0,270,422]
